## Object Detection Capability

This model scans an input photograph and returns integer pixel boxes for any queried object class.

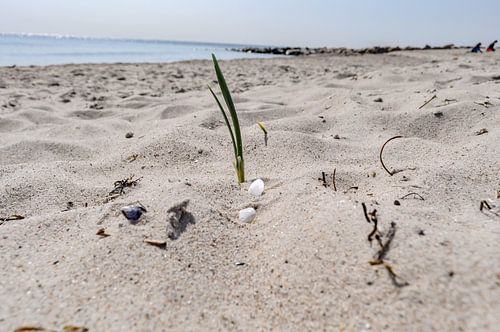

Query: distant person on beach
[471,43,482,53]
[486,40,497,52]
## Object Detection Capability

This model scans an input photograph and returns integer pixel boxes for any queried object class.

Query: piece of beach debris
[235,262,246,266]
[257,122,268,146]
[480,198,500,218]
[319,171,327,187]
[248,179,265,196]
[474,101,492,108]
[475,128,488,136]
[126,154,138,162]
[239,207,256,223]
[166,199,192,240]
[362,203,409,287]
[379,135,403,176]
[400,192,425,200]
[125,132,134,138]
[14,327,45,332]
[96,228,111,237]
[121,204,147,223]
[0,214,25,225]
[63,325,89,332]
[433,111,444,118]
[332,168,337,191]
[318,171,338,190]
[144,239,166,249]
[62,201,74,212]
[418,94,437,109]
[108,175,142,197]
[373,97,383,102]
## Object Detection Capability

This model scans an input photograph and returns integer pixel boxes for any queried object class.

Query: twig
[381,261,409,288]
[480,200,491,211]
[474,101,491,108]
[321,171,327,187]
[362,202,371,223]
[362,203,381,245]
[418,94,437,109]
[373,222,396,262]
[400,192,425,200]
[108,175,142,197]
[332,168,337,192]
[362,204,409,287]
[379,136,403,176]
[0,214,24,225]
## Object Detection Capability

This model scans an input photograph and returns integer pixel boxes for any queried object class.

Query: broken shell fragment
[248,179,264,196]
[239,207,256,223]
[121,204,147,222]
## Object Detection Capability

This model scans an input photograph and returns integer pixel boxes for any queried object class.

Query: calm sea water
[0,33,277,66]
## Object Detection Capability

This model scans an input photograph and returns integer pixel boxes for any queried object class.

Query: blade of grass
[212,54,243,158]
[257,122,267,135]
[208,86,237,159]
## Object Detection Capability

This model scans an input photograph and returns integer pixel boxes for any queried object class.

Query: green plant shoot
[209,54,245,183]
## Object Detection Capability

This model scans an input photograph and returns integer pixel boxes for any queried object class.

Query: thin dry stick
[332,168,337,192]
[400,192,425,200]
[379,136,403,176]
[363,205,409,288]
[418,94,437,109]
[480,200,492,211]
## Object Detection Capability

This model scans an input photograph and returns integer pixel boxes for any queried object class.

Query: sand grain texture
[1,50,499,331]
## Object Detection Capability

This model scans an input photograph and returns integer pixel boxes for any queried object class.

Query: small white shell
[238,207,256,223]
[248,179,265,196]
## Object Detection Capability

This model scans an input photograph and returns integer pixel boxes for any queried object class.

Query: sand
[0,50,499,331]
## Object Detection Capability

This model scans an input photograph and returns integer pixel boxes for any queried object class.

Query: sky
[0,0,499,48]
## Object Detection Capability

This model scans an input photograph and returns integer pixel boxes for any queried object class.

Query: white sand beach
[1,50,499,331]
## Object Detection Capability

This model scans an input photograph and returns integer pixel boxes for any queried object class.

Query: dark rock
[285,48,303,56]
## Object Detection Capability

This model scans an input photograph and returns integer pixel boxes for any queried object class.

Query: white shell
[248,179,265,196]
[238,207,256,223]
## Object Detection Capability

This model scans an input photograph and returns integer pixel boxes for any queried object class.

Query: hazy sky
[1,0,499,47]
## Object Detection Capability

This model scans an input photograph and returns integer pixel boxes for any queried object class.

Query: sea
[0,33,277,67]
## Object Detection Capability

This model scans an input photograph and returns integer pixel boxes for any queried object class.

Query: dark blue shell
[121,205,147,222]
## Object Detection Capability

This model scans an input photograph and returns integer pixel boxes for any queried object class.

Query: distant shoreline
[233,44,470,56]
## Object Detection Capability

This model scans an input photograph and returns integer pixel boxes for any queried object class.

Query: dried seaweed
[379,136,403,176]
[418,94,437,109]
[104,175,142,202]
[318,171,338,190]
[479,200,491,211]
[400,192,425,200]
[332,168,337,192]
[0,214,24,225]
[362,203,409,287]
[109,175,142,196]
